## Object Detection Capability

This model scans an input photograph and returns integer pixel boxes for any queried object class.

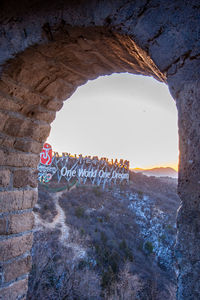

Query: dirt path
[34,189,69,241]
[34,189,86,259]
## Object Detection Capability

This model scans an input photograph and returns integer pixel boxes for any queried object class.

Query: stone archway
[0,1,200,299]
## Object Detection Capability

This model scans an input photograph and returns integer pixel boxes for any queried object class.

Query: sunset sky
[47,73,179,170]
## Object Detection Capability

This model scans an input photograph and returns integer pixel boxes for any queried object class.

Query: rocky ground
[27,171,180,300]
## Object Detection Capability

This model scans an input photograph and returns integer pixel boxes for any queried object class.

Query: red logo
[40,143,52,165]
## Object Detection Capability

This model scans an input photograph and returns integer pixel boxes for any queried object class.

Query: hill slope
[133,167,178,178]
[28,172,180,300]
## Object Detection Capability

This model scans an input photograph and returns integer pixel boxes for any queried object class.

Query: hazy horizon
[47,73,179,171]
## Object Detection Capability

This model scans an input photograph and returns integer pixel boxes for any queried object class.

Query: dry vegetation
[28,172,180,300]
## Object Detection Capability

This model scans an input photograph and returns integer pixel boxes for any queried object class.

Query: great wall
[38,143,129,188]
[0,1,200,299]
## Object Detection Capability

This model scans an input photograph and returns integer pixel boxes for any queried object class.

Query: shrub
[144,241,154,254]
[101,231,108,244]
[101,268,114,289]
[93,186,102,197]
[138,190,144,199]
[78,259,88,270]
[119,240,134,262]
[75,206,85,218]
[80,228,85,236]
[108,251,120,273]
[124,249,134,262]
[119,239,127,251]
[160,234,166,241]
[104,213,110,222]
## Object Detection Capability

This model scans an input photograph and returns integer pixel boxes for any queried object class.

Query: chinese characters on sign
[38,144,129,188]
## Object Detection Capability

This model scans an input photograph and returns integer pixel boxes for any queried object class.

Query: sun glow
[47,73,179,171]
[134,162,179,172]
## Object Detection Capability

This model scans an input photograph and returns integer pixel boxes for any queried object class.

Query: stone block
[42,78,75,100]
[0,149,39,168]
[4,255,32,282]
[0,111,9,131]
[3,116,24,137]
[0,217,7,235]
[0,233,33,261]
[3,115,50,143]
[14,138,43,154]
[0,278,28,300]
[0,93,21,112]
[13,169,37,188]
[19,120,51,143]
[0,134,15,148]
[7,212,34,234]
[33,110,56,123]
[20,102,56,123]
[0,190,37,213]
[0,78,42,106]
[0,169,11,188]
[32,123,51,143]
[45,98,63,111]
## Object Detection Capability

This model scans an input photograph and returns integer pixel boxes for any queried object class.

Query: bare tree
[27,229,101,300]
[104,262,143,300]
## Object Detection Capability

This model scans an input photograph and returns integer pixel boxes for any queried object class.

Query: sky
[47,73,179,170]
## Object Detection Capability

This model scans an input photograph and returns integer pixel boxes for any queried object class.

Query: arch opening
[48,73,178,171]
[0,28,168,298]
[0,17,199,300]
[28,72,180,299]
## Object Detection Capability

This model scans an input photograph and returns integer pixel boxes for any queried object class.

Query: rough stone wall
[0,26,164,299]
[0,1,200,299]
[167,54,200,299]
[1,0,200,76]
[174,80,200,300]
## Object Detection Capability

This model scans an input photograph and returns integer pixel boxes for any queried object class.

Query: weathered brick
[0,93,21,112]
[7,212,34,234]
[18,120,50,142]
[14,138,43,154]
[4,255,32,282]
[13,169,37,188]
[45,98,63,111]
[0,149,39,168]
[0,169,11,188]
[0,190,37,213]
[33,109,56,123]
[20,103,56,123]
[3,116,24,137]
[0,134,15,148]
[26,122,50,143]
[0,78,43,106]
[0,278,28,300]
[0,233,33,261]
[3,115,50,143]
[0,111,9,131]
[0,217,7,235]
[13,63,47,90]
[42,78,75,100]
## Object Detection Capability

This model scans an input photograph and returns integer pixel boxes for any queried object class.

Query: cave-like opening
[29,72,180,299]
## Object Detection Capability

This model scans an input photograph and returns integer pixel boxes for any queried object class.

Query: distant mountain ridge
[133,167,178,178]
